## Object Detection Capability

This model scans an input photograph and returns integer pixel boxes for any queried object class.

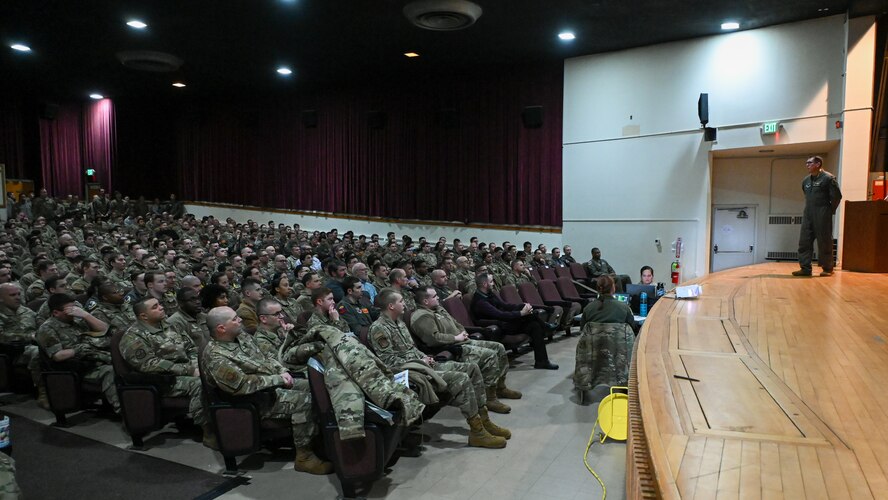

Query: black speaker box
[698,93,709,126]
[301,110,318,128]
[521,106,543,128]
[367,110,387,129]
[704,127,717,141]
[40,102,59,120]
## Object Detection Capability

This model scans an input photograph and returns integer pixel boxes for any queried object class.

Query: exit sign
[762,122,779,135]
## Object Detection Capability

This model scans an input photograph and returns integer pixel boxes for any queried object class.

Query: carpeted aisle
[8,415,238,499]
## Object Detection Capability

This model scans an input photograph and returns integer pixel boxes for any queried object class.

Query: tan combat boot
[496,376,522,399]
[480,407,511,440]
[294,447,335,475]
[466,414,507,449]
[485,387,511,414]
[36,382,50,410]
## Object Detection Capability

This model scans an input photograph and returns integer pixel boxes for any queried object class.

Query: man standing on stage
[793,156,842,277]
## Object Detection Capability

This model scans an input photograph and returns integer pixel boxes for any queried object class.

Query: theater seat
[38,346,110,427]
[0,342,34,394]
[308,358,407,498]
[554,266,572,279]
[444,295,530,355]
[569,263,596,289]
[197,340,292,477]
[110,329,191,450]
[539,267,557,281]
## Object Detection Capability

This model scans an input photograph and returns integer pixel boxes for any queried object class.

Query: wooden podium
[842,200,888,272]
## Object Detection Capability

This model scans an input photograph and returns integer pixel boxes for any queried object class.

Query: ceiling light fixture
[558,32,576,41]
[276,67,293,76]
[89,93,104,100]
[721,21,740,30]
[172,82,186,88]
[10,44,31,52]
[404,52,420,58]
[126,20,148,29]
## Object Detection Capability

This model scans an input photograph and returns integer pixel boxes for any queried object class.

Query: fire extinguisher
[671,237,682,285]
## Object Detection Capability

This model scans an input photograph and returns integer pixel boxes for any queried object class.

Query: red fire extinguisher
[671,237,682,284]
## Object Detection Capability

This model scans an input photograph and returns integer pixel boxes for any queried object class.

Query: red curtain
[39,100,115,196]
[170,64,563,227]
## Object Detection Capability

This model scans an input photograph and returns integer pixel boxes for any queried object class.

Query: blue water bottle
[639,292,648,317]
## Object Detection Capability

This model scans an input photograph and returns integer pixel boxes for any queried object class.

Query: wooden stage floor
[629,262,888,499]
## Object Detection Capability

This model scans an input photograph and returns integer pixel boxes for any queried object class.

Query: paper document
[393,369,409,387]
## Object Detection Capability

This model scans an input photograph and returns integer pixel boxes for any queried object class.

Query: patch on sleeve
[224,371,238,383]
[134,348,147,360]
[338,305,347,314]
[372,331,390,349]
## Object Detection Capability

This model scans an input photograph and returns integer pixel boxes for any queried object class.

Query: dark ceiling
[1,0,886,101]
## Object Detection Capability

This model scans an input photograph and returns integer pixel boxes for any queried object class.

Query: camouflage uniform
[410,306,508,387]
[36,316,119,411]
[304,322,424,440]
[275,296,302,325]
[70,277,91,295]
[167,310,209,347]
[106,269,131,291]
[415,273,433,288]
[0,303,40,383]
[87,299,137,334]
[573,322,635,391]
[37,299,84,324]
[369,314,485,418]
[254,323,287,361]
[0,453,21,498]
[503,271,535,288]
[293,291,314,319]
[371,275,389,292]
[381,251,401,269]
[202,335,316,448]
[25,279,46,303]
[119,320,204,424]
[381,287,416,312]
[416,252,437,268]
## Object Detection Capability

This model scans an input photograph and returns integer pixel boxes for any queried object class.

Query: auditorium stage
[628,262,888,499]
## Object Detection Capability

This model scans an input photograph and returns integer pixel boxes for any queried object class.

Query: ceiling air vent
[116,51,183,72]
[403,0,483,31]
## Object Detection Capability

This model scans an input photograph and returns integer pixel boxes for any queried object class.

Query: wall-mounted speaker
[521,106,543,129]
[704,127,717,142]
[698,93,709,126]
[40,102,59,120]
[301,110,318,128]
[367,110,387,129]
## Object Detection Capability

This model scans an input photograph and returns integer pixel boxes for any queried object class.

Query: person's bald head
[0,283,22,308]
[207,306,241,340]
[431,269,447,285]
[181,275,202,292]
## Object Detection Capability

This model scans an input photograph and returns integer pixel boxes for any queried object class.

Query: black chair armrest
[475,319,503,328]
[468,333,483,341]
[123,373,177,386]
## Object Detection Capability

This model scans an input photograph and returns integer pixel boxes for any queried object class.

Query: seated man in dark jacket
[470,273,557,370]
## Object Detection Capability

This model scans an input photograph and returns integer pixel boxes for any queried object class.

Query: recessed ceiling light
[126,20,148,29]
[721,21,740,30]
[276,67,293,75]
[89,93,104,100]
[10,44,31,52]
[172,82,186,88]
[558,32,576,41]
[404,52,420,58]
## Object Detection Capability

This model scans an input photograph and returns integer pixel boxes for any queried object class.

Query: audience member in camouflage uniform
[203,306,332,475]
[369,289,509,448]
[167,288,208,346]
[270,273,302,325]
[0,283,40,387]
[86,277,137,334]
[119,297,205,425]
[35,293,119,412]
[383,268,416,312]
[411,286,520,414]
[575,275,637,398]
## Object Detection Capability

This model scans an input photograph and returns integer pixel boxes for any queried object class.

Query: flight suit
[798,171,842,273]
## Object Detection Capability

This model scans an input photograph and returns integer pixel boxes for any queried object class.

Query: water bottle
[639,292,648,317]
[0,415,10,456]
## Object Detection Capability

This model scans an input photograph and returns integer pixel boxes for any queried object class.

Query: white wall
[562,15,861,281]
[185,203,564,250]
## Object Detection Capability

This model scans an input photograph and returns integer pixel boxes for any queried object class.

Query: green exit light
[762,122,779,135]
[86,169,95,175]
